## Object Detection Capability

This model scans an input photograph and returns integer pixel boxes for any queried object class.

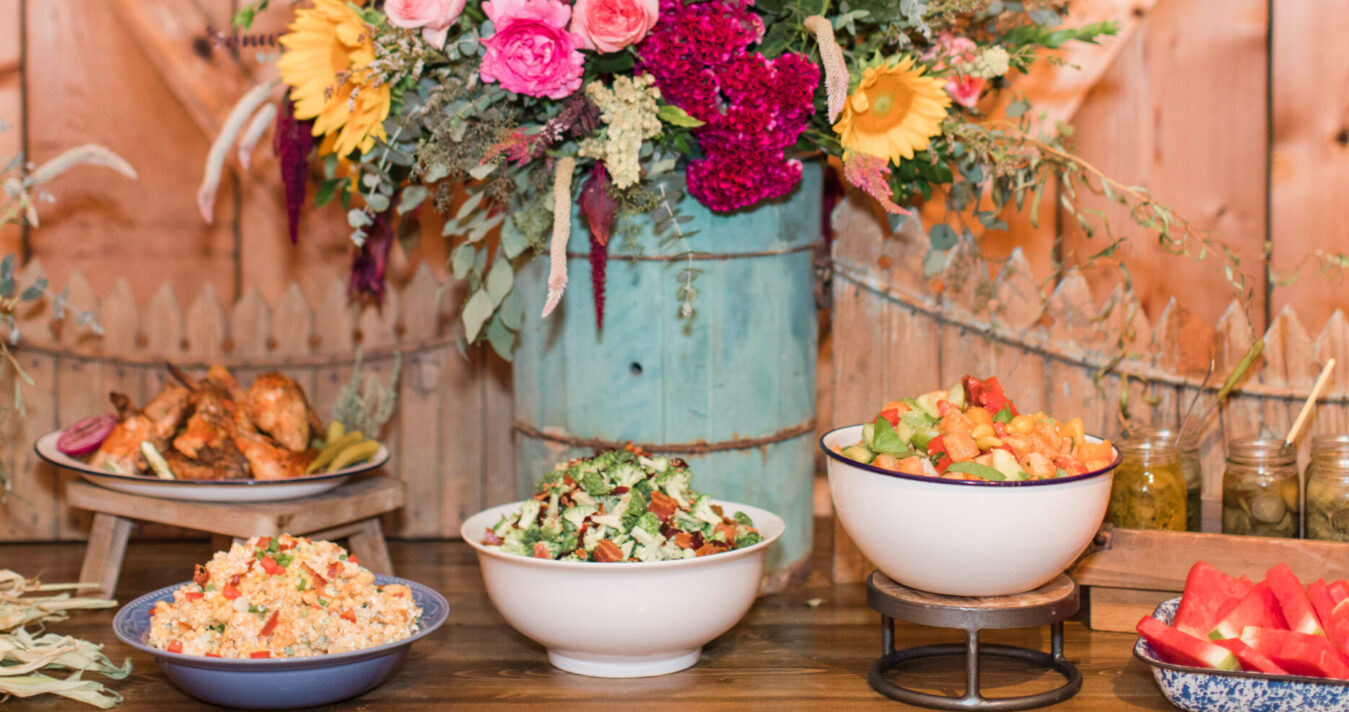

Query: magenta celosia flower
[480,0,586,99]
[635,0,819,212]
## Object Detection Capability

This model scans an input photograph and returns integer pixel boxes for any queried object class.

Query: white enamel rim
[461,499,786,568]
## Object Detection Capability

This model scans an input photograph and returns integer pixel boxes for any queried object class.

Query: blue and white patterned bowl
[113,576,448,709]
[1135,597,1349,712]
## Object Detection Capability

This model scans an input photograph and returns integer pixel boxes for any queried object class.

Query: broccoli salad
[482,449,762,562]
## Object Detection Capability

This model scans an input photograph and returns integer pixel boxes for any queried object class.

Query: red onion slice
[57,414,118,457]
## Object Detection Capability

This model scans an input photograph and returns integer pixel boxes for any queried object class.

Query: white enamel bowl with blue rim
[461,500,785,678]
[1137,597,1349,712]
[36,431,389,503]
[822,423,1121,596]
[112,575,448,710]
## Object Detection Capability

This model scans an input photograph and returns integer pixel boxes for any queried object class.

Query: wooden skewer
[1285,358,1336,448]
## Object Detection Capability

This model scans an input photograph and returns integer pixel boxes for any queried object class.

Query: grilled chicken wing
[244,373,315,452]
[90,387,191,473]
[232,428,316,480]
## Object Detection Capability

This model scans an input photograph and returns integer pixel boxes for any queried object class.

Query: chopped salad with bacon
[838,375,1116,481]
[483,449,761,562]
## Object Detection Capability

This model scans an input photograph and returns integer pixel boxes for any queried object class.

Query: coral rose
[384,0,465,48]
[480,0,585,99]
[570,0,658,54]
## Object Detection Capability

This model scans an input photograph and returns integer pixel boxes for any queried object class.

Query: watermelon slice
[1213,637,1289,674]
[1210,582,1288,640]
[1137,616,1241,670]
[1309,580,1338,635]
[1330,580,1349,607]
[1265,563,1326,636]
[1330,600,1349,656]
[1174,561,1255,638]
[1241,626,1349,679]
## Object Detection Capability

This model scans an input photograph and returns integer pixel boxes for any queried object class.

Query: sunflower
[278,0,391,157]
[832,57,950,165]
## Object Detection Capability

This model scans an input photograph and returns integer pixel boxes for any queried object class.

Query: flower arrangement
[206,0,1141,356]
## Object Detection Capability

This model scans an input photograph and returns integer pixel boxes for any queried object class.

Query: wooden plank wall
[0,264,514,542]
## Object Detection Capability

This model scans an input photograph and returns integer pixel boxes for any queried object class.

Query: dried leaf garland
[198,80,276,224]
[273,93,315,245]
[803,16,847,123]
[542,156,576,319]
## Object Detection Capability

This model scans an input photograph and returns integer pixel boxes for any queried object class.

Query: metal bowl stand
[865,571,1082,711]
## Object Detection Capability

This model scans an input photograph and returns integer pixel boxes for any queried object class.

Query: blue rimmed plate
[113,576,448,709]
[1135,597,1349,712]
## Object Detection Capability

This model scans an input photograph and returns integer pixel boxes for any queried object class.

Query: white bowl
[822,424,1119,596]
[461,500,786,678]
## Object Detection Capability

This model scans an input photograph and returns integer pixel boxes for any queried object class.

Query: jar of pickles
[1222,438,1299,538]
[1106,438,1187,531]
[1305,435,1349,541]
[1136,428,1203,531]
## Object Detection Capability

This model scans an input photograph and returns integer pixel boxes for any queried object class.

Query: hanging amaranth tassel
[576,162,618,331]
[541,156,576,318]
[589,230,607,330]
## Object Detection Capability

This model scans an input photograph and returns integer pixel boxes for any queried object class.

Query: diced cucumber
[896,419,915,446]
[841,444,876,464]
[915,393,943,418]
[990,449,1028,481]
[862,422,875,447]
[947,383,966,408]
[902,409,938,428]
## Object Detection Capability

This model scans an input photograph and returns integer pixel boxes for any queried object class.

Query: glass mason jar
[1106,438,1188,531]
[1305,435,1349,541]
[1137,428,1203,531]
[1222,438,1299,538]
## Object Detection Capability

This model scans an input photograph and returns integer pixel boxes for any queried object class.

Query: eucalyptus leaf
[462,289,493,342]
[484,312,514,361]
[501,225,529,259]
[364,192,390,213]
[455,191,486,220]
[398,186,428,214]
[929,223,958,251]
[451,243,476,279]
[485,255,514,305]
[499,287,524,330]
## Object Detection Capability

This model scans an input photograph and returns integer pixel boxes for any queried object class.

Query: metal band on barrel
[512,420,817,454]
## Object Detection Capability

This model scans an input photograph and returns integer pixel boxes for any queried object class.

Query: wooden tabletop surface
[4,522,1175,711]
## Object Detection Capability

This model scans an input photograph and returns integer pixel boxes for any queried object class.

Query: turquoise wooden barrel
[512,161,821,590]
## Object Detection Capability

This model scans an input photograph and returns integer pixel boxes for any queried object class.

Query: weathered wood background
[3,0,1347,548]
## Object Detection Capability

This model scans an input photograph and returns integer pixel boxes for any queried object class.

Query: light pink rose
[385,0,466,48]
[569,0,658,54]
[923,33,984,109]
[480,0,586,98]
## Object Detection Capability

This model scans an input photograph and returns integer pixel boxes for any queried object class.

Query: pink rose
[480,0,585,99]
[385,0,466,48]
[923,33,984,109]
[569,0,658,54]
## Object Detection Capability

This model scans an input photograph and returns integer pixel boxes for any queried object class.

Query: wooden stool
[866,571,1082,711]
[66,476,405,598]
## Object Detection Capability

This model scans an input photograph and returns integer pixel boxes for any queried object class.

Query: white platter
[35,431,388,503]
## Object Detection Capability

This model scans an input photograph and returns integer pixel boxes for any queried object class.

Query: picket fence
[828,196,1349,582]
[0,261,512,542]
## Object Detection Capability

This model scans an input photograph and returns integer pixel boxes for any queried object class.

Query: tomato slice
[260,610,280,637]
[167,640,183,654]
[927,435,953,473]
[339,608,357,623]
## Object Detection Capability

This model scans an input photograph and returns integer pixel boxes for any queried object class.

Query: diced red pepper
[327,562,341,580]
[962,375,1018,416]
[249,651,271,658]
[879,407,901,428]
[182,591,204,601]
[167,640,183,654]
[222,584,241,600]
[259,556,285,576]
[260,610,280,636]
[532,542,551,559]
[927,435,953,473]
[339,608,357,623]
[255,537,272,551]
[648,491,679,521]
[347,555,359,565]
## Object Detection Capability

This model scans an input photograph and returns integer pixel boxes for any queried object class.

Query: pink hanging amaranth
[349,207,396,302]
[635,0,819,212]
[272,94,314,244]
[577,162,618,329]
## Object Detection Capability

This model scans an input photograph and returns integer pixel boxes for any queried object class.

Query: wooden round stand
[865,572,1082,711]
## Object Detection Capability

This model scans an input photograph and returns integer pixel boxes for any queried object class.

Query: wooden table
[3,522,1175,711]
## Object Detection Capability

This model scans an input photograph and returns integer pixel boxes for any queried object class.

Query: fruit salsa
[838,375,1116,481]
[482,449,762,562]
